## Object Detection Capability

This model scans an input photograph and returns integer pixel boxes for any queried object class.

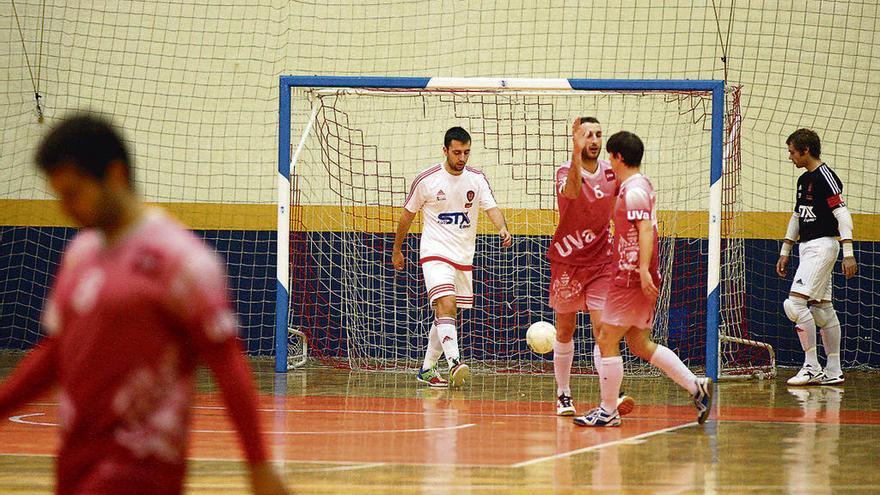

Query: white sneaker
[786,364,824,386]
[448,361,470,388]
[556,394,576,416]
[820,370,844,385]
[573,406,621,427]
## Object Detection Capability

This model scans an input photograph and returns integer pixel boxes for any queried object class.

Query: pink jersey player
[610,175,660,286]
[547,117,632,420]
[575,130,712,430]
[1,211,268,494]
[603,174,661,328]
[0,114,286,495]
[548,159,616,266]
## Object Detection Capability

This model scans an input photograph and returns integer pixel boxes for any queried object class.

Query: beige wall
[2,1,877,229]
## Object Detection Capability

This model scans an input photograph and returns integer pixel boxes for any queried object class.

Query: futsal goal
[276,76,775,381]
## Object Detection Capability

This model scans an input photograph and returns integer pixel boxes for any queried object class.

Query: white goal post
[275,75,775,381]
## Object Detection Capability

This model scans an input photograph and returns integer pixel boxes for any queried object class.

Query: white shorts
[421,259,473,309]
[791,237,838,302]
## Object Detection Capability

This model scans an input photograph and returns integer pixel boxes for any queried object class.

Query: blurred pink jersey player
[0,115,287,495]
[575,130,712,429]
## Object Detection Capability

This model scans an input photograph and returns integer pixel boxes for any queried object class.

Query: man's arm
[636,219,659,300]
[562,117,587,199]
[392,208,417,270]
[0,338,58,420]
[776,212,799,278]
[200,339,287,495]
[174,248,287,495]
[833,206,858,279]
[485,207,512,248]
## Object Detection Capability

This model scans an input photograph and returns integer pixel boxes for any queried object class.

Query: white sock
[435,317,460,368]
[649,345,698,395]
[794,313,820,368]
[593,343,603,380]
[820,324,841,373]
[422,323,443,371]
[599,356,623,413]
[554,340,574,396]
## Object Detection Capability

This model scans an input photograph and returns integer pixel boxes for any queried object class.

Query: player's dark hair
[579,116,600,124]
[36,114,133,187]
[444,127,471,148]
[606,130,644,167]
[786,128,821,158]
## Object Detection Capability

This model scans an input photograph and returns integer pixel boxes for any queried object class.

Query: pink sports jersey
[610,174,660,288]
[404,163,498,268]
[0,210,266,494]
[548,159,617,266]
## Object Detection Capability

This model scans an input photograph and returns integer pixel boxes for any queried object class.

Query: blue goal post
[276,76,725,379]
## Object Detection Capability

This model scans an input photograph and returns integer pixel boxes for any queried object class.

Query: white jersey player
[392,127,512,388]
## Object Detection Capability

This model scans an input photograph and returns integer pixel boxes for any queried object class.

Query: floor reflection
[785,386,843,495]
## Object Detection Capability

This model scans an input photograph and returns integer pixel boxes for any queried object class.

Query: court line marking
[0,452,498,468]
[9,412,477,435]
[285,462,386,473]
[9,413,55,427]
[510,421,699,468]
[21,401,696,420]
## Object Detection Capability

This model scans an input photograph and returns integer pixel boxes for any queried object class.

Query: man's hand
[498,227,512,248]
[842,256,857,279]
[572,117,587,154]
[776,255,789,278]
[639,267,659,301]
[250,462,289,495]
[392,248,405,270]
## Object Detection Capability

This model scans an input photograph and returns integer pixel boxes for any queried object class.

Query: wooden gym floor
[1,353,879,494]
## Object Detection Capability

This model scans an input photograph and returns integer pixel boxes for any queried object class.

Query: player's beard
[447,159,466,173]
[581,147,600,161]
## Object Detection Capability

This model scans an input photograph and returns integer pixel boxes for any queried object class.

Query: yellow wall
[2,2,877,226]
[3,199,876,241]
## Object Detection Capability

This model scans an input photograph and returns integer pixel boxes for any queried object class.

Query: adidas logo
[795,278,804,285]
[442,336,453,343]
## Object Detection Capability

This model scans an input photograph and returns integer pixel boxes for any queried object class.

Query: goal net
[279,77,773,379]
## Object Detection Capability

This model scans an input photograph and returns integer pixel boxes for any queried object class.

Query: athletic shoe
[416,366,448,388]
[556,394,576,416]
[786,364,825,386]
[448,360,470,388]
[573,406,621,427]
[693,377,713,425]
[820,370,844,385]
[617,394,635,416]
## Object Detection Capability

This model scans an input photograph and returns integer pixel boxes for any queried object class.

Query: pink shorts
[548,262,610,313]
[601,285,656,329]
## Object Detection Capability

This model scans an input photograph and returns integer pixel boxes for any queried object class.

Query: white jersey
[403,163,498,267]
